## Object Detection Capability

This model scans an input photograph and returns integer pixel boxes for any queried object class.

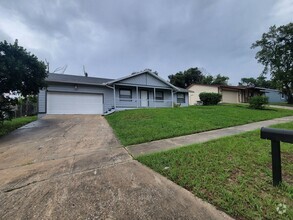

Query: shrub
[249,96,269,109]
[199,92,222,105]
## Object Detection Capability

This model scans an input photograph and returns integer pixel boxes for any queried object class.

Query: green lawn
[0,116,37,137]
[137,122,293,219]
[106,104,293,146]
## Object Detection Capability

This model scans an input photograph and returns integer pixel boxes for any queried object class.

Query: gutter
[105,84,114,90]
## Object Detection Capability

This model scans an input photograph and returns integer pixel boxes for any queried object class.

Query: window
[155,91,164,101]
[281,93,285,99]
[177,93,185,103]
[119,89,132,101]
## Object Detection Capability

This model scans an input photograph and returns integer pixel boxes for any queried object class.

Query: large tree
[239,77,257,87]
[169,68,229,88]
[168,67,204,88]
[211,74,229,85]
[239,75,274,88]
[0,40,47,122]
[251,23,293,103]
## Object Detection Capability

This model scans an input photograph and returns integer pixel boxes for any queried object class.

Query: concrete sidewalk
[268,105,293,110]
[127,116,293,157]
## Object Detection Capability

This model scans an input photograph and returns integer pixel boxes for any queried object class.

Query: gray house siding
[118,73,169,88]
[39,83,114,113]
[174,93,189,107]
[151,90,172,107]
[115,86,137,108]
[38,89,46,113]
[264,90,286,103]
[115,86,174,108]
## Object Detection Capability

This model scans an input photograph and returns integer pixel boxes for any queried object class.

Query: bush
[249,96,269,109]
[199,92,222,105]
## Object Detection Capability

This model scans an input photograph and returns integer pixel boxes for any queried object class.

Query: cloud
[0,0,292,84]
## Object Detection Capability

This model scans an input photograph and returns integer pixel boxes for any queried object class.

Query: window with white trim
[281,93,285,99]
[119,89,132,101]
[177,93,185,103]
[155,91,164,101]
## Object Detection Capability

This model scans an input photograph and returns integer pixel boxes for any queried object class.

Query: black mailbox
[261,127,293,143]
[260,127,293,186]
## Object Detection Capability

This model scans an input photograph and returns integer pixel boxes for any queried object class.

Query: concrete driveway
[0,115,231,220]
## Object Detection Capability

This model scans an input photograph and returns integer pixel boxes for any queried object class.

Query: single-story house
[187,84,263,104]
[256,87,287,103]
[38,70,189,115]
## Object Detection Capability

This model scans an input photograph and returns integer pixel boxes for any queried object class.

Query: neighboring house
[256,87,287,103]
[38,70,189,115]
[187,84,263,104]
[188,84,219,105]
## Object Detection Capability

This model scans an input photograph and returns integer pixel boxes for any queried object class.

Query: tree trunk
[287,89,293,104]
[287,95,293,104]
[284,84,293,104]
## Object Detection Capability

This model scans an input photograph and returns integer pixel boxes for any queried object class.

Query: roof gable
[118,72,168,87]
[106,70,179,90]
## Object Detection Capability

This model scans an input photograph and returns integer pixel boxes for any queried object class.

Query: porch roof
[113,83,190,92]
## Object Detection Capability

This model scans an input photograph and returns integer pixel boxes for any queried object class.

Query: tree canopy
[251,22,293,103]
[211,74,229,85]
[168,68,204,88]
[239,75,274,88]
[168,68,229,88]
[0,40,47,121]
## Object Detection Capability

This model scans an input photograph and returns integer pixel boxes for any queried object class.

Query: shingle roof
[46,73,113,86]
[46,72,190,92]
[174,86,190,93]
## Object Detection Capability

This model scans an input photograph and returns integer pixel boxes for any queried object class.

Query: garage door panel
[47,92,103,114]
[222,90,238,103]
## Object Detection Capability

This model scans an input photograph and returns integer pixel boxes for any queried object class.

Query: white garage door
[222,90,239,103]
[47,92,103,114]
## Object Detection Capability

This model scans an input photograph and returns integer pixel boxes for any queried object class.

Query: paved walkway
[127,116,293,157]
[0,115,232,220]
[268,105,293,110]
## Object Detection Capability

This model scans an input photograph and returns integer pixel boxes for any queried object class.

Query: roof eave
[46,80,107,86]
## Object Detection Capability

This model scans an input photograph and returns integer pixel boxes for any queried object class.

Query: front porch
[114,85,174,109]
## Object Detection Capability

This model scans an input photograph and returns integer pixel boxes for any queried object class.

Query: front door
[140,90,149,107]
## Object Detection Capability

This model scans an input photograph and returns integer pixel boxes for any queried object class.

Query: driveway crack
[3,179,47,193]
[1,160,133,193]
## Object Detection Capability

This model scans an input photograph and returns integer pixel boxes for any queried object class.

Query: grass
[106,104,293,146]
[137,122,293,219]
[0,116,37,137]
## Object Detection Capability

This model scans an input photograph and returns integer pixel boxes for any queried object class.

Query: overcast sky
[0,0,292,84]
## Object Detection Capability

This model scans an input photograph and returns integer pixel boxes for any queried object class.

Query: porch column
[154,88,156,108]
[136,86,139,108]
[113,84,116,109]
[171,89,174,108]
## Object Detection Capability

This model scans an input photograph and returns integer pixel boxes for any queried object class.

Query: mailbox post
[271,140,282,185]
[260,127,293,186]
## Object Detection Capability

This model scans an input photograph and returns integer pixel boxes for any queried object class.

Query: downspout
[171,89,174,108]
[105,84,116,110]
[136,86,139,108]
[154,88,156,108]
